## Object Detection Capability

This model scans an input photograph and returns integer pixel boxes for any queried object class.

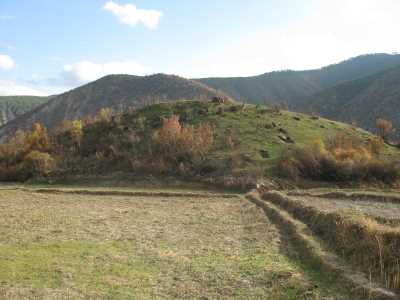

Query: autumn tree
[26,123,51,152]
[54,119,83,154]
[153,115,214,167]
[376,118,394,141]
[95,107,113,124]
[24,150,56,176]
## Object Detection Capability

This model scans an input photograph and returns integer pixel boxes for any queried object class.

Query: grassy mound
[0,99,398,188]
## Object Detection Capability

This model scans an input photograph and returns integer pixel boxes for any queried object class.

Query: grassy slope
[122,100,397,176]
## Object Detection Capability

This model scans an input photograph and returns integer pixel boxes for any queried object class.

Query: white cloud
[103,1,162,29]
[62,60,151,85]
[0,80,48,96]
[183,0,400,77]
[0,54,15,71]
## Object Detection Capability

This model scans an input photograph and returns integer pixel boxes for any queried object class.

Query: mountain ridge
[197,53,400,105]
[0,73,228,140]
[298,64,400,138]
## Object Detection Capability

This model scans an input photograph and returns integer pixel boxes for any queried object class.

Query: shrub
[368,137,385,155]
[376,118,394,140]
[95,108,113,124]
[54,120,83,155]
[279,135,400,183]
[278,158,300,180]
[26,123,51,152]
[23,151,57,176]
[152,115,214,170]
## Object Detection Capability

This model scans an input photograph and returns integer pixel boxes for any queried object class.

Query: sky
[0,0,400,96]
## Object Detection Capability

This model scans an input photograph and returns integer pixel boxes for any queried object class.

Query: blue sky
[0,0,400,95]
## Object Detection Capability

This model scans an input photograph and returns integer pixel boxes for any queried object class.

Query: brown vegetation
[0,110,215,181]
[151,115,214,171]
[0,123,56,181]
[278,134,400,183]
[376,118,394,141]
[261,191,400,292]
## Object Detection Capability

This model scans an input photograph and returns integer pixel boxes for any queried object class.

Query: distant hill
[198,54,400,105]
[299,65,400,139]
[3,53,400,141]
[0,74,227,140]
[198,71,320,106]
[0,96,48,126]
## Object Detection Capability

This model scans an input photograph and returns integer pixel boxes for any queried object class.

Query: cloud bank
[0,80,48,96]
[103,1,162,29]
[184,0,400,77]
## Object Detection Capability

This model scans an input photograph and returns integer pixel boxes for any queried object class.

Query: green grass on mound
[124,100,396,176]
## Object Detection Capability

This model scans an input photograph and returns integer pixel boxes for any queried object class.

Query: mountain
[299,65,400,139]
[0,96,48,126]
[0,74,227,140]
[198,71,320,105]
[3,53,400,141]
[197,54,400,105]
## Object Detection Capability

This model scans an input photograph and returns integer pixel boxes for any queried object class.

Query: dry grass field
[288,194,400,223]
[260,190,400,295]
[0,187,349,299]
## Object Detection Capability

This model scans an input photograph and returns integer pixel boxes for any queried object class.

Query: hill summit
[0,74,228,140]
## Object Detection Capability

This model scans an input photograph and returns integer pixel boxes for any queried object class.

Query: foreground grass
[0,189,348,299]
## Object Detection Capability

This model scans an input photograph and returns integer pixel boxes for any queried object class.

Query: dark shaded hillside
[198,54,400,105]
[311,53,400,87]
[299,66,400,139]
[0,74,227,140]
[198,71,320,105]
[0,96,48,126]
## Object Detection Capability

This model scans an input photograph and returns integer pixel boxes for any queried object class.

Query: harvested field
[288,194,400,223]
[260,190,400,294]
[0,188,347,299]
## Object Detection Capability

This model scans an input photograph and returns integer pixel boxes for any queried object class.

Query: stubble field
[0,187,347,299]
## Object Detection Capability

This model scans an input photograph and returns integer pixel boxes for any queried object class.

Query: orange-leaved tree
[153,115,214,167]
[376,118,394,141]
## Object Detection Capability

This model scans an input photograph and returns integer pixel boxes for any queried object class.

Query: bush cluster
[151,115,214,171]
[279,134,400,183]
[0,123,56,181]
[0,108,215,181]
